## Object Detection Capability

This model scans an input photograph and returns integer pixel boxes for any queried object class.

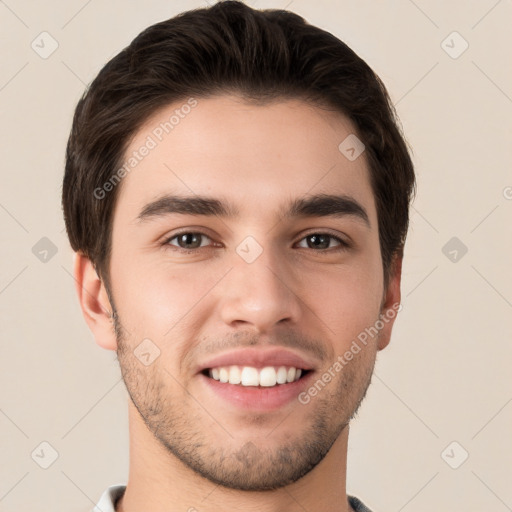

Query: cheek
[299,254,383,349]
[110,255,224,340]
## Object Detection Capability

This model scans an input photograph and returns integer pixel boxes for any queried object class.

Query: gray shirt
[92,484,374,511]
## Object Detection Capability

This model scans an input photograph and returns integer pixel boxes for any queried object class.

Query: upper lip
[196,347,318,374]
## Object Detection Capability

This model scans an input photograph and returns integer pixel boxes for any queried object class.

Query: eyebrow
[136,193,370,227]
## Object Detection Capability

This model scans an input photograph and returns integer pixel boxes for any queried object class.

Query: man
[62,1,415,511]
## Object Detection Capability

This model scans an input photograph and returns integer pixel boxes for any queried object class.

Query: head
[63,0,415,492]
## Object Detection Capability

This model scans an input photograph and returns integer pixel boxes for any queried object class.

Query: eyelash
[162,230,350,254]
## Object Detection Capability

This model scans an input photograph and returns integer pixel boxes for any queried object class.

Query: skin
[74,95,402,512]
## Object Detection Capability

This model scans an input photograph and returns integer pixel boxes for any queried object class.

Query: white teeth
[241,366,259,386]
[228,365,241,384]
[207,365,306,387]
[276,366,288,384]
[259,366,277,387]
[219,367,229,383]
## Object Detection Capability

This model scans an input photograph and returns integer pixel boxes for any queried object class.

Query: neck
[116,402,354,512]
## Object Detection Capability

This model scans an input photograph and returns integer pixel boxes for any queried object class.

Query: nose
[218,249,303,333]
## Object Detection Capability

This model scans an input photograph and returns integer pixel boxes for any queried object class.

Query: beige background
[1,1,511,511]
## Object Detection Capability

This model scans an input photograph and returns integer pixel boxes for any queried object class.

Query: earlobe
[73,252,118,351]
[377,253,403,351]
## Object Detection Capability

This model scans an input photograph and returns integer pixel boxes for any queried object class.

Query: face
[102,95,400,490]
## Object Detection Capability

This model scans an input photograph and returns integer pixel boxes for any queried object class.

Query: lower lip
[198,371,315,411]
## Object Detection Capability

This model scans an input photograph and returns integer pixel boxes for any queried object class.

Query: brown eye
[297,233,345,250]
[167,232,212,250]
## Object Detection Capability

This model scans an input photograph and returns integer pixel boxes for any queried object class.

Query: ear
[376,252,403,351]
[73,252,118,351]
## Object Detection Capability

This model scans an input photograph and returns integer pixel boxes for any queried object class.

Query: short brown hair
[62,0,415,289]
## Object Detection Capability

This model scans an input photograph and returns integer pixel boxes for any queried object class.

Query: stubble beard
[111,302,375,491]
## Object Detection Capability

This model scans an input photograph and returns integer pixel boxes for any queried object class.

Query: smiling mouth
[201,365,312,388]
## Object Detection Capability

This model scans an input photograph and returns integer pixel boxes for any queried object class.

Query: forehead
[115,95,375,221]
